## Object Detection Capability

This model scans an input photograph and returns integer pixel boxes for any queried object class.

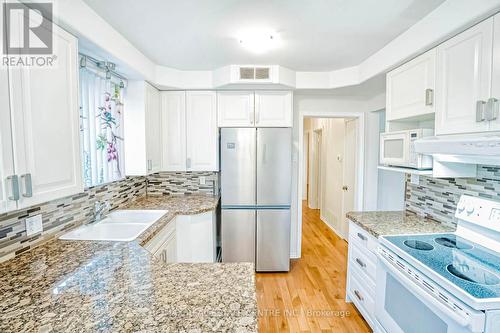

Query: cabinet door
[489,13,500,131]
[0,69,17,213]
[186,91,218,171]
[9,21,82,208]
[217,91,254,127]
[386,49,436,121]
[145,83,162,173]
[435,18,493,135]
[255,91,293,127]
[161,91,186,171]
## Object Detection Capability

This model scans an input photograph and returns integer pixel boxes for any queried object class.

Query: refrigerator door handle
[262,144,267,164]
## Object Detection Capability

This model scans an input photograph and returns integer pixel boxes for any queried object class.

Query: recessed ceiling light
[237,28,281,54]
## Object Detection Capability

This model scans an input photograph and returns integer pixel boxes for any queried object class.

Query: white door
[435,17,493,135]
[9,20,82,208]
[255,91,293,127]
[145,83,162,173]
[161,91,186,171]
[341,119,357,239]
[0,68,17,213]
[186,91,218,171]
[489,13,500,131]
[217,91,254,127]
[386,49,436,121]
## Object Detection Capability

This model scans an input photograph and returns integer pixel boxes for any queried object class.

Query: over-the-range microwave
[380,129,434,169]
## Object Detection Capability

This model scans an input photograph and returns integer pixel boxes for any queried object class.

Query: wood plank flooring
[256,201,371,332]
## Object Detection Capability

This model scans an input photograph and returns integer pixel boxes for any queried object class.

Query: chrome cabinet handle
[486,98,499,121]
[425,88,433,106]
[186,158,191,169]
[476,100,486,122]
[248,109,254,125]
[355,258,366,268]
[354,290,364,302]
[7,175,20,201]
[20,173,32,197]
[146,159,152,171]
[357,232,367,241]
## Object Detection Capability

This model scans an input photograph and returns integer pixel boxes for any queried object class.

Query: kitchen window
[79,55,126,187]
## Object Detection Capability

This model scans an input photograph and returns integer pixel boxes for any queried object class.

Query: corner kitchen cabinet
[435,17,493,135]
[161,91,218,171]
[124,81,162,175]
[3,19,82,212]
[217,90,293,127]
[386,49,436,121]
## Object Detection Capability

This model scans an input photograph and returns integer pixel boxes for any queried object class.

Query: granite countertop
[0,194,258,333]
[346,210,455,238]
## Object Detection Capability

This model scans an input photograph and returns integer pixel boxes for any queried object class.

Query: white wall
[291,92,385,257]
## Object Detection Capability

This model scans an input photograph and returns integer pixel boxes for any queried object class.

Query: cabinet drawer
[144,218,176,254]
[349,269,376,325]
[349,221,378,256]
[350,243,377,283]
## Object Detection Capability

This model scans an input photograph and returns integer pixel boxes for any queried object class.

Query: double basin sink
[60,210,167,241]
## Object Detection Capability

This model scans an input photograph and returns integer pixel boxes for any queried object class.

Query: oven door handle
[378,254,472,329]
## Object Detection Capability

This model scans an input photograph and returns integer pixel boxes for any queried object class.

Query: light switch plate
[26,214,43,236]
[199,176,206,185]
[410,174,420,185]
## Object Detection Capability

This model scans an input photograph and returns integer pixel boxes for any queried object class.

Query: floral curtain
[79,66,124,187]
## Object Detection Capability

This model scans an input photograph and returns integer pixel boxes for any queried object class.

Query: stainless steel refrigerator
[221,128,291,272]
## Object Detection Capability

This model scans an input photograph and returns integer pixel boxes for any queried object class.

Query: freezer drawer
[256,209,290,272]
[257,128,292,206]
[222,209,255,263]
[220,128,256,206]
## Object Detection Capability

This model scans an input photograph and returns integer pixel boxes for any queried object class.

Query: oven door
[380,132,409,167]
[376,251,485,333]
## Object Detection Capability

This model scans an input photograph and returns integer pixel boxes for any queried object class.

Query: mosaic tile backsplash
[405,165,500,227]
[0,177,146,262]
[146,172,219,196]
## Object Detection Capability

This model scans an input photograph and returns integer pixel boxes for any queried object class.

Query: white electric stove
[375,195,500,333]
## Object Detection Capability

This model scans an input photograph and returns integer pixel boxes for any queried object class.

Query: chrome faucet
[92,200,111,223]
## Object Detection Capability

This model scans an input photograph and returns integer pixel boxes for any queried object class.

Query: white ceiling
[83,0,445,71]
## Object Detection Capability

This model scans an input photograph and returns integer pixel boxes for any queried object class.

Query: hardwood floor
[256,201,371,332]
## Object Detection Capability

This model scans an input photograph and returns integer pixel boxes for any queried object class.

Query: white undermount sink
[59,210,167,242]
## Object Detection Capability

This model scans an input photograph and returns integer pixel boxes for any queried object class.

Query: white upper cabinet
[217,91,254,127]
[386,49,436,121]
[161,91,187,171]
[161,91,218,172]
[489,13,500,131]
[255,91,293,127]
[0,69,16,213]
[435,17,493,135]
[8,21,82,208]
[124,81,161,175]
[145,83,162,173]
[186,91,218,171]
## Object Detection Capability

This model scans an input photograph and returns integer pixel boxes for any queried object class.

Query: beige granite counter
[346,210,455,238]
[0,194,257,333]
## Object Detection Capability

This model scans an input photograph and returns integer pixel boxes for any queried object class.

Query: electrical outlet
[199,176,206,185]
[26,214,43,236]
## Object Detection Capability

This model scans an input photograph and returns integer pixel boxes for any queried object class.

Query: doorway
[297,111,364,256]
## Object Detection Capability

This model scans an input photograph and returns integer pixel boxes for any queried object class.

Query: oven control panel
[456,195,500,231]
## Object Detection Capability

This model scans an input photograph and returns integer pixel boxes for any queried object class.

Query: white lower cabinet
[145,211,216,263]
[2,17,82,212]
[346,220,379,330]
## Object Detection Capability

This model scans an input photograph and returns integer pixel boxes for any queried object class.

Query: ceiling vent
[238,66,271,80]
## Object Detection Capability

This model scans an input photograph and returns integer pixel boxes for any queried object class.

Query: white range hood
[414,135,500,166]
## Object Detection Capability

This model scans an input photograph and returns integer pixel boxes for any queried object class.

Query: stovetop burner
[447,263,500,286]
[403,240,434,251]
[435,236,473,250]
